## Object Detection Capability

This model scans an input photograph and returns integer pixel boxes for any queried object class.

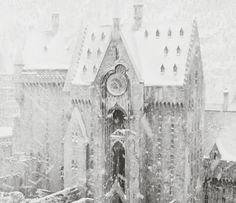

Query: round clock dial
[107,73,128,96]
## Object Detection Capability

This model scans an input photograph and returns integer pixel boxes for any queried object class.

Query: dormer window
[168,29,172,37]
[213,152,218,160]
[173,64,177,72]
[177,46,181,55]
[87,49,91,57]
[164,46,168,56]
[91,33,95,41]
[93,65,97,74]
[83,65,87,73]
[101,32,105,40]
[145,30,148,38]
[97,48,101,57]
[161,64,165,73]
[180,28,184,36]
[156,29,160,38]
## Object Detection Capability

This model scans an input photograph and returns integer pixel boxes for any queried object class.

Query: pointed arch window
[164,46,168,56]
[87,49,91,57]
[83,65,87,73]
[180,28,184,36]
[93,65,97,74]
[91,33,95,41]
[112,141,125,192]
[145,29,148,38]
[177,46,181,55]
[168,29,172,37]
[101,32,105,40]
[97,48,101,57]
[173,64,178,73]
[156,29,160,38]
[161,64,165,73]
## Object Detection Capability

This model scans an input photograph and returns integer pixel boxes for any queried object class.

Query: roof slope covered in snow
[71,20,194,86]
[204,111,236,161]
[22,28,78,70]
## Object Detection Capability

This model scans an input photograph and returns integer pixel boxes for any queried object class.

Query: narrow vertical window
[86,144,90,170]
[156,29,160,38]
[164,46,168,55]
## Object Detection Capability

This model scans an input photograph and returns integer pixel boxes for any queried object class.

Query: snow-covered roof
[0,127,12,138]
[22,29,77,70]
[71,25,111,85]
[216,135,236,162]
[72,20,193,86]
[205,111,236,162]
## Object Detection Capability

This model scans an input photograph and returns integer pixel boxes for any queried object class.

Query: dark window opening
[112,109,125,132]
[164,46,168,55]
[111,193,123,203]
[156,29,160,37]
[86,144,89,170]
[161,64,165,72]
[213,152,217,160]
[180,28,184,36]
[112,142,125,192]
[177,46,181,55]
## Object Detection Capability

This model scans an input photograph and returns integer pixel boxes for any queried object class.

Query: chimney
[51,13,59,32]
[223,88,229,111]
[112,0,120,40]
[133,0,143,30]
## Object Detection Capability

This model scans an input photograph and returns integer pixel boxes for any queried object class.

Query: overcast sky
[0,0,236,105]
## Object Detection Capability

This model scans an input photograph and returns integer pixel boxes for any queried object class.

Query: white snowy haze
[0,0,236,106]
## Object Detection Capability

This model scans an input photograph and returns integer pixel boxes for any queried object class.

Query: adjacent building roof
[22,29,77,70]
[204,111,236,162]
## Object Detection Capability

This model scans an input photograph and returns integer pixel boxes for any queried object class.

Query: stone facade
[0,74,18,127]
[14,69,69,192]
[203,144,236,203]
[13,3,205,203]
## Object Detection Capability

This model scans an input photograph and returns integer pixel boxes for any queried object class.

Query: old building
[203,89,236,203]
[13,2,204,203]
[203,144,236,203]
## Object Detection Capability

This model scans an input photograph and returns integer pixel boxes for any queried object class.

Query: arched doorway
[112,141,125,192]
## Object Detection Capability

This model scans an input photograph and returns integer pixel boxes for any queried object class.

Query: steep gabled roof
[121,22,193,86]
[71,20,195,86]
[204,111,236,162]
[22,28,77,70]
[71,25,111,85]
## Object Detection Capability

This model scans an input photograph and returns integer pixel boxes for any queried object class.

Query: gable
[65,107,88,143]
[71,24,142,86]
[70,20,195,87]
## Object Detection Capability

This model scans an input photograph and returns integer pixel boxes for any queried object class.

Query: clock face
[107,73,128,96]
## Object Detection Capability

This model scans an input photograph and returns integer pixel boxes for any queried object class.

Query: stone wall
[142,90,186,202]
[14,70,69,193]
